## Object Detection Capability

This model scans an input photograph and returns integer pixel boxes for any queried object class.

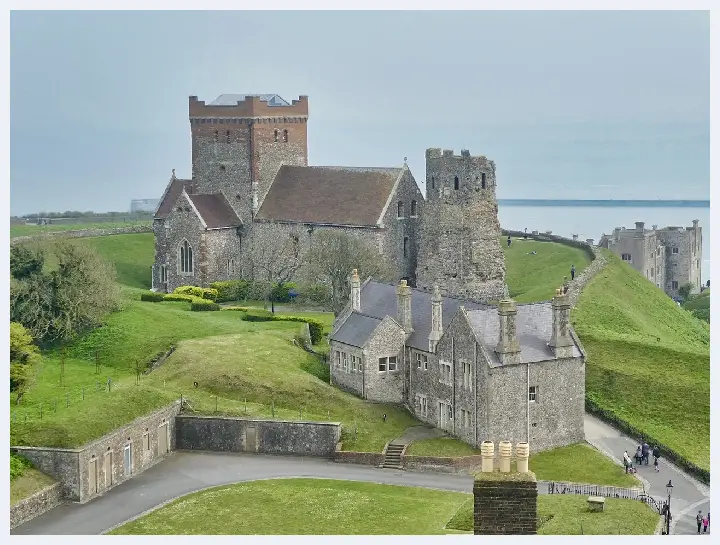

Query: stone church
[152,93,424,293]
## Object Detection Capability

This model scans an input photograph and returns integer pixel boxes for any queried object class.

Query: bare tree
[249,226,306,312]
[301,231,394,315]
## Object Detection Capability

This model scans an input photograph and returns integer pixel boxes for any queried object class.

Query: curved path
[12,451,475,535]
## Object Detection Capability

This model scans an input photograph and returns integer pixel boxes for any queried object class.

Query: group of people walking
[623,441,661,473]
[697,510,710,534]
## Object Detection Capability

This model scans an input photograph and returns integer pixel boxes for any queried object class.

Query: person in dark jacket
[571,264,576,280]
[653,446,660,464]
[642,441,650,465]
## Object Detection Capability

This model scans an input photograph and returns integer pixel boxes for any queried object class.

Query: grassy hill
[572,250,710,470]
[10,221,151,238]
[682,290,710,323]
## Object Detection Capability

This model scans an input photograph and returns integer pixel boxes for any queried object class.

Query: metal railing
[546,481,667,514]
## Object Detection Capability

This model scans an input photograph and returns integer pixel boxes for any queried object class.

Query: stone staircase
[381,443,405,470]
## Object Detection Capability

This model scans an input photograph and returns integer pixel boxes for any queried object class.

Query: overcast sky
[10,10,710,215]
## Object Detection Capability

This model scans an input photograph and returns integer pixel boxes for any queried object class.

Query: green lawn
[682,290,710,323]
[573,251,710,470]
[80,233,155,289]
[109,478,658,535]
[502,237,592,302]
[10,221,151,238]
[447,494,659,535]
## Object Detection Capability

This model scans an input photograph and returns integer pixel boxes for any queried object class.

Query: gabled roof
[332,313,383,348]
[155,178,193,219]
[186,193,242,229]
[330,280,488,352]
[255,165,404,227]
[209,94,289,107]
[465,305,583,366]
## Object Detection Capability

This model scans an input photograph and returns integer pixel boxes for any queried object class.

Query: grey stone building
[151,94,424,292]
[598,220,703,298]
[329,271,586,452]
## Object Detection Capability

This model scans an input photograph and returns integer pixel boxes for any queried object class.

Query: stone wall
[362,317,407,403]
[10,225,152,245]
[329,340,365,397]
[474,473,538,535]
[12,402,181,503]
[333,450,385,467]
[404,454,483,474]
[10,482,63,529]
[175,415,341,457]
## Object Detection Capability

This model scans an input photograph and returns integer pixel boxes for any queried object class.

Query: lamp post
[665,480,673,535]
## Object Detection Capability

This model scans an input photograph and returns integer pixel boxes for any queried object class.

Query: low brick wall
[474,472,538,535]
[12,402,181,503]
[176,415,341,457]
[403,454,483,474]
[334,450,384,467]
[11,225,152,245]
[10,482,63,529]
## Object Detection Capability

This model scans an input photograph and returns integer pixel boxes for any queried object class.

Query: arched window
[274,129,279,143]
[403,237,409,258]
[179,240,194,274]
[214,130,219,142]
[283,129,289,142]
[454,176,459,190]
[431,176,435,189]
[481,173,486,189]
[397,201,405,218]
[411,200,417,216]
[226,130,231,143]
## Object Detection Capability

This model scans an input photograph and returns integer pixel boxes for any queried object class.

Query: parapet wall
[189,95,309,118]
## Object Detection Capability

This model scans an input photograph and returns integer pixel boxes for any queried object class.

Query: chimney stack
[693,219,699,229]
[635,221,645,233]
[397,279,413,332]
[548,288,573,358]
[429,284,443,352]
[350,269,361,312]
[495,299,521,364]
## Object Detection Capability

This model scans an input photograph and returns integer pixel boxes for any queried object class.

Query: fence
[546,481,667,514]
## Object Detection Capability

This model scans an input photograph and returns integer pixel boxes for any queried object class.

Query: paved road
[12,451,476,535]
[14,413,711,535]
[584,413,710,535]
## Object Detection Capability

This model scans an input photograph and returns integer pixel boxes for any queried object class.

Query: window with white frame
[529,386,538,402]
[388,356,397,371]
[351,355,357,372]
[342,352,348,371]
[179,240,194,274]
[335,351,340,367]
[439,360,452,384]
[462,362,472,389]
[358,357,363,371]
[459,409,472,428]
[416,352,428,370]
[160,264,167,283]
[621,253,632,262]
[416,394,428,417]
[378,357,387,372]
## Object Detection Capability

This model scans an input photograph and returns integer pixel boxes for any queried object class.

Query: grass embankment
[573,251,710,471]
[447,494,658,535]
[682,290,710,323]
[10,221,151,238]
[10,454,56,506]
[405,442,638,488]
[502,237,592,303]
[109,478,658,535]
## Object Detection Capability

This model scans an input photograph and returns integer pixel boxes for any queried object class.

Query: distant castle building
[131,198,160,213]
[598,220,703,298]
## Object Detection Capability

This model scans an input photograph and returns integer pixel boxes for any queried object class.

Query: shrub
[221,306,250,312]
[140,291,165,302]
[209,280,250,302]
[163,293,195,303]
[190,300,220,312]
[10,453,30,481]
[294,282,332,308]
[201,288,219,301]
[241,308,275,322]
[174,285,204,298]
[271,282,297,304]
[247,280,273,301]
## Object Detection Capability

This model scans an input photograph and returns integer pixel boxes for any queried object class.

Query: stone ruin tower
[415,148,508,302]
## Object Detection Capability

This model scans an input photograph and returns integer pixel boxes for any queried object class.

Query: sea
[496,200,711,282]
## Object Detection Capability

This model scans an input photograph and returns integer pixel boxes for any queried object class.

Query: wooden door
[245,426,257,452]
[158,423,169,455]
[88,458,98,494]
[104,452,113,487]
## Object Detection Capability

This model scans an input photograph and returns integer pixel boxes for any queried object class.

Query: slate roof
[209,94,290,107]
[465,305,582,366]
[255,165,403,227]
[155,178,193,219]
[332,313,384,348]
[187,193,242,229]
[330,281,488,352]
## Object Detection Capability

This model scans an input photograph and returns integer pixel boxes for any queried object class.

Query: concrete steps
[381,443,405,470]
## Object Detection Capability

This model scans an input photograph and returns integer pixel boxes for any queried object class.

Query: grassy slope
[447,494,658,535]
[109,478,658,535]
[572,251,710,470]
[502,237,592,302]
[10,468,57,507]
[10,221,151,238]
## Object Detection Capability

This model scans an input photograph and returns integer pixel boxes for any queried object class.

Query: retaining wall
[175,415,341,457]
[10,482,63,530]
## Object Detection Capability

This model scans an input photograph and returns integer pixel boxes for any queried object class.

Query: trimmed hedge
[140,291,165,302]
[585,398,709,485]
[241,308,275,322]
[163,293,196,303]
[174,285,218,301]
[275,315,323,344]
[209,280,249,303]
[190,300,221,312]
